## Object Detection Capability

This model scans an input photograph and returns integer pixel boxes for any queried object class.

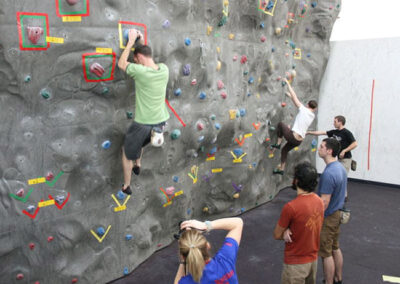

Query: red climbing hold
[26,27,44,45]
[191,79,197,85]
[281,102,287,107]
[197,122,204,130]
[34,281,40,284]
[233,55,238,61]
[29,242,35,250]
[220,92,227,99]
[90,63,105,78]
[71,278,78,283]
[47,236,54,242]
[66,0,79,5]
[217,80,224,90]
[240,55,247,64]
[260,35,266,42]
[16,188,24,197]
[16,273,24,280]
[46,172,54,181]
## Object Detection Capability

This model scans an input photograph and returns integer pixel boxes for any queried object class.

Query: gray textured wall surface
[0,0,340,283]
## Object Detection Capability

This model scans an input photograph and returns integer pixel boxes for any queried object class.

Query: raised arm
[180,218,244,245]
[118,29,138,72]
[284,79,302,108]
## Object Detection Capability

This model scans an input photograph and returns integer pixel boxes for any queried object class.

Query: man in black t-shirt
[308,115,357,199]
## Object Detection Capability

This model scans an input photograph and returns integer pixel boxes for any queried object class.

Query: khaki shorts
[319,210,341,258]
[339,158,351,174]
[281,260,318,284]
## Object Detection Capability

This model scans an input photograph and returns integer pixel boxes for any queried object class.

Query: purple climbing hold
[182,64,191,76]
[27,205,35,213]
[26,27,43,44]
[162,19,171,29]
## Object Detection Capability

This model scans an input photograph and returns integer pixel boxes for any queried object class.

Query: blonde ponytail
[179,230,210,283]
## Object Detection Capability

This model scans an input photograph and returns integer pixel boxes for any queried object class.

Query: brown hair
[133,44,152,57]
[335,115,346,125]
[322,137,341,158]
[308,100,318,109]
[179,230,210,282]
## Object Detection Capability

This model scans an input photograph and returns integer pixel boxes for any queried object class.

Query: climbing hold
[203,207,209,213]
[102,87,109,95]
[40,89,51,99]
[216,47,221,53]
[289,41,296,49]
[269,126,276,131]
[173,176,179,182]
[311,139,318,146]
[184,38,191,46]
[233,55,238,61]
[165,186,175,195]
[174,88,182,96]
[191,79,197,85]
[260,35,266,42]
[281,102,287,107]
[275,27,282,35]
[216,61,221,71]
[260,22,265,28]
[209,147,217,156]
[248,77,254,84]
[241,208,245,213]
[126,111,133,119]
[233,148,244,156]
[24,75,31,82]
[55,195,65,204]
[16,188,24,197]
[171,129,181,140]
[220,92,227,99]
[229,109,237,119]
[117,190,125,201]
[123,267,129,276]
[243,71,249,75]
[281,81,287,87]
[215,123,221,130]
[247,93,252,97]
[271,47,275,52]
[307,53,311,58]
[66,0,79,5]
[311,1,317,8]
[29,242,35,250]
[16,273,24,280]
[217,80,224,90]
[47,236,54,242]
[162,19,171,28]
[90,63,105,78]
[102,140,111,149]
[187,208,191,215]
[206,25,213,35]
[199,92,206,100]
[228,33,235,40]
[233,193,240,199]
[96,227,106,237]
[182,64,191,76]
[240,55,247,64]
[125,234,133,241]
[197,122,204,130]
[26,26,44,44]
[277,76,282,81]
[46,172,54,181]
[27,205,35,213]
[285,52,289,57]
[71,278,78,283]
[252,162,257,168]
[294,147,299,151]
[239,108,246,117]
[198,135,205,142]
[209,114,216,121]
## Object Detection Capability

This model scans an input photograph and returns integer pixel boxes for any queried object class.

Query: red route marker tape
[368,79,375,170]
[165,99,186,127]
[48,192,71,210]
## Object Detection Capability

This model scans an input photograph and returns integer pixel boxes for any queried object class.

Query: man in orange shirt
[274,162,324,284]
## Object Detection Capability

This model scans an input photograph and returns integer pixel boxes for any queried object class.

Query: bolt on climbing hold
[197,122,204,131]
[260,22,265,28]
[216,46,221,53]
[174,88,182,96]
[210,114,216,121]
[198,135,205,142]
[29,242,35,250]
[117,190,125,200]
[26,26,44,44]
[239,108,246,117]
[162,19,170,28]
[125,234,133,241]
[240,55,247,64]
[71,278,78,283]
[66,0,79,5]
[281,102,287,107]
[228,33,235,40]
[233,193,240,199]
[40,89,51,99]
[24,75,31,82]
[55,195,65,204]
[27,205,35,213]
[220,92,227,99]
[90,63,105,78]
[102,87,109,94]
[123,267,129,275]
[269,126,276,131]
[307,53,311,58]
[260,35,266,42]
[248,77,254,84]
[215,123,221,130]
[203,207,209,213]
[102,140,111,149]
[182,64,191,76]
[271,47,275,52]
[96,227,105,237]
[184,38,191,46]
[171,129,181,140]
[217,80,224,90]
[207,25,213,35]
[199,92,206,100]
[16,273,24,280]
[126,111,133,119]
[16,188,24,197]
[275,27,282,35]
[47,236,54,242]
[233,55,238,61]
[233,148,244,156]
[165,186,175,195]
[243,71,249,75]
[216,61,221,71]
[191,79,197,85]
[311,1,317,8]
[46,172,54,181]
[173,176,179,182]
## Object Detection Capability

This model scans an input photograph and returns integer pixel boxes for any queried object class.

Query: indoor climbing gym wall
[0,0,340,283]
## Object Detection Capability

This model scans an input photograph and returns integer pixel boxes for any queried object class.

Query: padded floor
[109,180,400,284]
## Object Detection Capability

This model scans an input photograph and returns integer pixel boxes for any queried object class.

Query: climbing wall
[0,0,340,283]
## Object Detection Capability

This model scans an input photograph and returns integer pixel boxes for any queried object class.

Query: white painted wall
[316,37,400,185]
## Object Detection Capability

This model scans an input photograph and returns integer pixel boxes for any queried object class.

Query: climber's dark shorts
[124,121,165,160]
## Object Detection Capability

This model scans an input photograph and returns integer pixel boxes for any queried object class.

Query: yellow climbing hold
[275,27,282,35]
[229,109,237,119]
[207,25,213,36]
[203,207,209,212]
[268,153,274,158]
[216,61,222,71]
[233,193,240,199]
[223,0,229,7]
[216,46,221,53]
[229,33,235,40]
[294,147,299,151]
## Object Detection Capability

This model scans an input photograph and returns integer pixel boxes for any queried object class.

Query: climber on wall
[117,29,170,195]
[271,79,318,175]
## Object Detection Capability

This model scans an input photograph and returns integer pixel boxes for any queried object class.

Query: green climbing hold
[126,112,133,119]
[171,129,181,140]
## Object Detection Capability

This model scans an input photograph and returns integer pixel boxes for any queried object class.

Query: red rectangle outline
[55,0,90,17]
[119,21,148,45]
[16,12,50,51]
[82,52,116,82]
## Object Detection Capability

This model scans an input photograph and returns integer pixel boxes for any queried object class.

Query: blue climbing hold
[271,47,275,52]
[117,190,125,201]
[248,76,254,84]
[199,92,206,100]
[184,38,191,46]
[174,88,182,96]
[307,53,311,58]
[187,208,191,215]
[173,176,179,182]
[182,64,191,76]
[215,123,221,130]
[198,136,205,142]
[123,267,129,276]
[97,227,105,236]
[311,1,317,8]
[171,129,181,140]
[247,93,252,97]
[252,162,257,168]
[125,234,133,241]
[289,41,296,49]
[241,208,245,213]
[239,108,246,117]
[123,29,129,42]
[260,22,265,29]
[266,0,274,10]
[102,140,111,149]
[209,146,217,155]
[311,139,318,146]
[233,148,244,156]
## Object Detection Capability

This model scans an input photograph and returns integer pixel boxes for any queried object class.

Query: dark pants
[277,122,302,165]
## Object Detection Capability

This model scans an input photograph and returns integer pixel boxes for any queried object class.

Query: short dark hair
[133,45,152,57]
[335,115,346,125]
[293,162,318,192]
[323,137,341,158]
[308,100,318,109]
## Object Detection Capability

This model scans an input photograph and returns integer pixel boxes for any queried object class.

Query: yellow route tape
[96,47,113,53]
[38,200,55,208]
[62,16,82,22]
[28,177,46,185]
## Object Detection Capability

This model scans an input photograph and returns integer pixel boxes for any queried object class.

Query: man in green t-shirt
[118,29,170,195]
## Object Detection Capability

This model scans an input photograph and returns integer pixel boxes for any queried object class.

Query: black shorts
[124,121,165,160]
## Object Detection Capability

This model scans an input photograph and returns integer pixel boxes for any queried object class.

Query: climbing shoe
[273,169,284,175]
[132,165,141,175]
[122,185,132,195]
[270,144,281,149]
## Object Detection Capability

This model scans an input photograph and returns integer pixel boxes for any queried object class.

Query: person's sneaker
[270,144,281,149]
[132,165,141,175]
[122,185,132,195]
[273,168,284,175]
[334,281,342,284]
